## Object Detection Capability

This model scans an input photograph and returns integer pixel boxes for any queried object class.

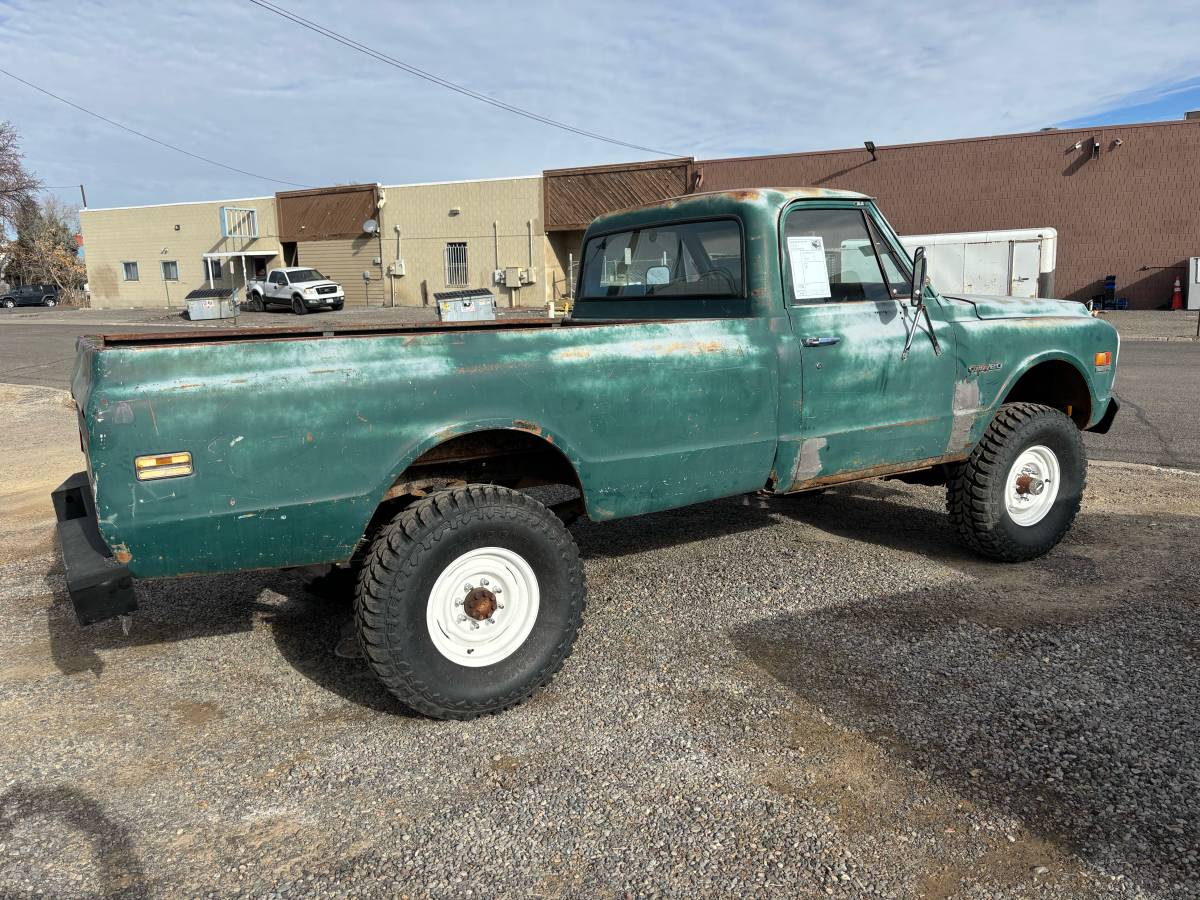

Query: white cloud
[2,0,1198,206]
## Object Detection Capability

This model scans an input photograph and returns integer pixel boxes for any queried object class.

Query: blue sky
[2,0,1199,209]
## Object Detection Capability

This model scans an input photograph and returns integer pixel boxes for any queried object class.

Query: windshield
[580,218,743,299]
[287,269,325,283]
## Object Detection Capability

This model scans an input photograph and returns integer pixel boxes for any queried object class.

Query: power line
[0,67,314,189]
[245,0,682,159]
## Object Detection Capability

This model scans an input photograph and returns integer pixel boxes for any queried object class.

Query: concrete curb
[1119,336,1200,343]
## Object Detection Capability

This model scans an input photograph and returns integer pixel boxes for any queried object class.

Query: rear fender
[373,417,591,512]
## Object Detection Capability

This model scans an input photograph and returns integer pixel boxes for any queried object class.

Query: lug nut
[480,578,490,586]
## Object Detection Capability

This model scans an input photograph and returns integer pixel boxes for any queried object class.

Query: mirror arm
[901,293,943,361]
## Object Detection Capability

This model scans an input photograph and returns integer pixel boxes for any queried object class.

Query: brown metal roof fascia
[276,183,380,242]
[543,158,695,231]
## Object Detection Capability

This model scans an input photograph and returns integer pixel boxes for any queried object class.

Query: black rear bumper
[52,472,137,626]
[1087,395,1120,435]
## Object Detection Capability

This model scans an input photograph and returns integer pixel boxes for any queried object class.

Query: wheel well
[1002,360,1091,428]
[352,429,584,562]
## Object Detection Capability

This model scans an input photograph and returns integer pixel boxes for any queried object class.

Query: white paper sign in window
[787,235,831,301]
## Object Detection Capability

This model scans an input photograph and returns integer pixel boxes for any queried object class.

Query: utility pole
[79,184,87,208]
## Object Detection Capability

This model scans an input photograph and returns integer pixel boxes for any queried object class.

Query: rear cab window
[580,218,744,301]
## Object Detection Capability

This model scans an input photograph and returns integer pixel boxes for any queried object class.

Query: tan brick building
[82,176,557,310]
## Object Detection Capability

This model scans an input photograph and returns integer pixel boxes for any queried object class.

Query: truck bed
[73,313,781,579]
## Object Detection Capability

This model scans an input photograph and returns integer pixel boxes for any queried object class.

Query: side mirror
[910,246,928,308]
[645,265,670,286]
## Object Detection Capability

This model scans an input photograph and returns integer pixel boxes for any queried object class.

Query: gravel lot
[1,383,1198,898]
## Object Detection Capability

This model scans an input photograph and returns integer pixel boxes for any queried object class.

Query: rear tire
[947,402,1086,561]
[291,294,307,315]
[249,292,265,312]
[355,485,586,719]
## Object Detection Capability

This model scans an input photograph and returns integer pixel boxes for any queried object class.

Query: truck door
[776,201,958,489]
[268,270,287,298]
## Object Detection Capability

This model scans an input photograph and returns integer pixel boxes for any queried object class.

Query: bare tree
[0,121,41,232]
[4,197,87,303]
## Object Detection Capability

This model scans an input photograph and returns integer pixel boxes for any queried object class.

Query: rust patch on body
[788,453,966,492]
[512,420,542,435]
[113,545,133,565]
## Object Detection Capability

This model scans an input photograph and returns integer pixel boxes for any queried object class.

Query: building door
[776,202,958,489]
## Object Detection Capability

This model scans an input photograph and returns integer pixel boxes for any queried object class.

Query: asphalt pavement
[2,307,1198,470]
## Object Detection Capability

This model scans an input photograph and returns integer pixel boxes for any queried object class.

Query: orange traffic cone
[1171,276,1184,310]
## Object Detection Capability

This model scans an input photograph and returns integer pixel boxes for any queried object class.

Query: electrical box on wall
[492,269,504,285]
[520,268,537,284]
[390,260,406,277]
[504,267,523,288]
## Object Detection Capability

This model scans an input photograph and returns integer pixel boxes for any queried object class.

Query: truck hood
[292,280,338,289]
[943,293,1090,320]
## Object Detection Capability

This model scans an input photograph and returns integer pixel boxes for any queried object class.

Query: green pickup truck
[54,187,1119,719]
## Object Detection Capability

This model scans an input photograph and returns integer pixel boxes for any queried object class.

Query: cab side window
[270,272,285,286]
[784,208,891,304]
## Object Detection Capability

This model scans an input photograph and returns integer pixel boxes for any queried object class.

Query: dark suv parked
[0,284,59,308]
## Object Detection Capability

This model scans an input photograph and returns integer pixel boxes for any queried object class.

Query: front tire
[355,485,586,719]
[291,295,307,315]
[43,296,57,307]
[2,299,14,309]
[947,402,1086,561]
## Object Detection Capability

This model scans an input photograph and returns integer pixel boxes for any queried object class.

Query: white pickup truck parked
[246,267,345,314]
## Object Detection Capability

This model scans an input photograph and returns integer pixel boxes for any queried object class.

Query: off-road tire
[947,402,1086,562]
[355,485,586,719]
[291,295,307,315]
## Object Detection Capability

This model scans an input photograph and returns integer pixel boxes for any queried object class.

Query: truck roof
[589,187,874,234]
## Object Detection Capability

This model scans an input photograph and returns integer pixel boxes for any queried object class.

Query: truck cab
[246,267,344,314]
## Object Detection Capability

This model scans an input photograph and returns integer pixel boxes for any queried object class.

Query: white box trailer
[899,228,1057,298]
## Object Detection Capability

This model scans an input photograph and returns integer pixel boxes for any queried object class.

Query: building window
[203,258,223,281]
[122,261,139,281]
[444,242,468,287]
[160,260,179,282]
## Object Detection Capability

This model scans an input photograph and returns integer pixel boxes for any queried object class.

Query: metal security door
[1010,241,1040,297]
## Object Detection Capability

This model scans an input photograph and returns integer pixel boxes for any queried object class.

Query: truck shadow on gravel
[44,566,408,715]
[729,503,1200,896]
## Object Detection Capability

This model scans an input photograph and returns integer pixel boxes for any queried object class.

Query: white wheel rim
[426,546,539,668]
[1004,444,1061,527]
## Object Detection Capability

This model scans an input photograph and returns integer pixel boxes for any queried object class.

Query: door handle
[803,336,841,347]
